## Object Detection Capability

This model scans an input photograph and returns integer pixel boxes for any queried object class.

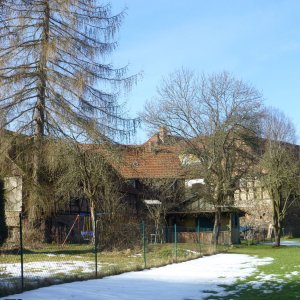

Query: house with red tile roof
[113,128,242,244]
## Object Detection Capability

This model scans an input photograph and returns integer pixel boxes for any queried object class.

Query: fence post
[165,224,168,243]
[197,218,201,255]
[141,221,147,269]
[174,223,177,262]
[94,217,97,278]
[19,212,24,292]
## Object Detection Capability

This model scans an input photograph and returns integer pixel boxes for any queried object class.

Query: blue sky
[111,1,300,143]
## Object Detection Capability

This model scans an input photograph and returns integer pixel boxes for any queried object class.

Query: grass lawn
[0,242,222,268]
[206,242,300,300]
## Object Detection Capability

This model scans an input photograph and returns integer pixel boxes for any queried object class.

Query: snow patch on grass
[1,260,96,279]
[229,268,300,297]
[284,271,299,279]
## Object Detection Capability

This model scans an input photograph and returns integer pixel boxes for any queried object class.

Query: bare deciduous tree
[260,108,300,247]
[46,140,123,244]
[141,69,263,245]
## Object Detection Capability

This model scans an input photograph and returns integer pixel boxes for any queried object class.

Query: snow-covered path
[0,254,272,300]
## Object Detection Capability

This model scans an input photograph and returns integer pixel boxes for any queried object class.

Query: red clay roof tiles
[117,143,185,179]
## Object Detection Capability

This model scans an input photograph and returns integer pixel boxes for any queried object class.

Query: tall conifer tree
[0,1,137,219]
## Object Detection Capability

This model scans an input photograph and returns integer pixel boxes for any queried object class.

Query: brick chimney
[158,126,168,144]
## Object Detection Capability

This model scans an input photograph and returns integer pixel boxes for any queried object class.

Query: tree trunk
[155,210,162,243]
[212,206,222,246]
[0,180,8,246]
[31,0,50,223]
[274,227,281,247]
[42,216,53,243]
[273,213,282,247]
[272,193,282,247]
[34,0,49,156]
